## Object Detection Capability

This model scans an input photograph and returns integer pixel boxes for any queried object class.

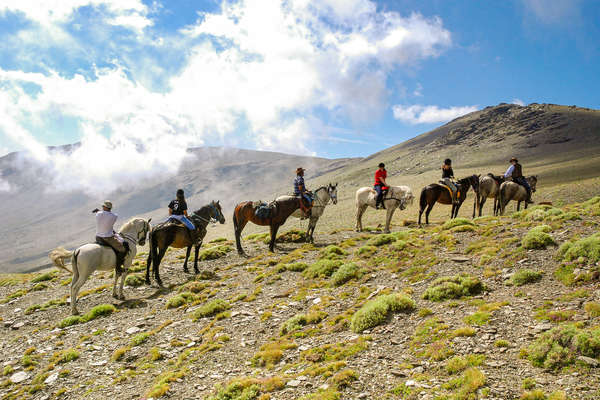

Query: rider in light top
[93,200,127,270]
[374,162,388,209]
[168,189,196,231]
[294,167,312,218]
[442,158,459,205]
[504,157,533,204]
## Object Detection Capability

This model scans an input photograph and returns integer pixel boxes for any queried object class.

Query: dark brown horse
[418,175,480,225]
[145,201,225,286]
[233,197,303,255]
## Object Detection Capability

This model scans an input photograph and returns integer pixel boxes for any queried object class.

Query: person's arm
[504,165,514,178]
[168,208,173,216]
[183,210,189,217]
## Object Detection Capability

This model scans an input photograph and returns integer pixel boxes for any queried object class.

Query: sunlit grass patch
[252,340,297,369]
[366,234,396,247]
[350,293,415,333]
[442,218,475,230]
[558,232,600,264]
[423,274,484,302]
[198,245,232,261]
[510,269,543,286]
[303,259,343,279]
[192,299,230,320]
[522,225,555,250]
[319,245,347,260]
[355,245,377,258]
[330,263,365,286]
[280,311,327,335]
[124,273,145,287]
[58,304,116,328]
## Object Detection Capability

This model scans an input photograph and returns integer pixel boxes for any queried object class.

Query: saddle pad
[440,183,460,199]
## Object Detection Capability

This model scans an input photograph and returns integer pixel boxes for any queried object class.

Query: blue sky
[0,0,598,192]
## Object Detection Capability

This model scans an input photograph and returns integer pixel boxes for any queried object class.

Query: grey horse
[474,174,504,217]
[276,183,338,243]
[498,176,538,215]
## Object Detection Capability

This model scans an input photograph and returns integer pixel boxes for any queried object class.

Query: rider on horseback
[441,159,459,205]
[93,200,127,273]
[294,167,312,218]
[504,157,533,204]
[168,189,196,234]
[374,162,388,210]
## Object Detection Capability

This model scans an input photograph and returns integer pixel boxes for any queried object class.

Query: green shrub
[330,369,358,389]
[442,218,475,230]
[558,233,600,264]
[423,274,484,301]
[280,311,327,335]
[275,229,306,243]
[511,269,543,286]
[463,311,490,326]
[131,332,151,347]
[350,293,415,333]
[57,304,116,328]
[522,225,555,249]
[303,259,343,279]
[526,323,600,370]
[584,302,600,318]
[166,292,195,309]
[209,237,227,243]
[520,390,546,400]
[124,274,145,287]
[282,262,308,272]
[198,245,232,261]
[445,354,485,374]
[30,272,56,283]
[55,349,79,364]
[319,245,347,260]
[192,299,230,320]
[330,263,365,286]
[356,245,377,258]
[366,234,395,247]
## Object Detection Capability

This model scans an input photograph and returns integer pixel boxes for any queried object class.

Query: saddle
[439,181,461,198]
[487,173,505,186]
[254,201,276,219]
[95,237,129,275]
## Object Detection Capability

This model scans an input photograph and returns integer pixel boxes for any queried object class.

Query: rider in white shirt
[93,200,127,272]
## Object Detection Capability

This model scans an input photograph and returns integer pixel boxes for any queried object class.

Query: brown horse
[418,175,480,225]
[145,201,225,286]
[233,197,303,255]
[498,176,538,215]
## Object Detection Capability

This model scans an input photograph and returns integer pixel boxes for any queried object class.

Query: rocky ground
[1,198,600,400]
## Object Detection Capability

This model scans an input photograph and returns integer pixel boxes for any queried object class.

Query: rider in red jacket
[374,163,389,209]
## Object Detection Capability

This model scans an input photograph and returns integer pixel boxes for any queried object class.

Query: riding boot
[526,189,534,204]
[452,191,459,205]
[115,252,125,276]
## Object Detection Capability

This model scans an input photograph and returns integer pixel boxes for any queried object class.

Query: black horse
[418,175,480,225]
[145,201,225,286]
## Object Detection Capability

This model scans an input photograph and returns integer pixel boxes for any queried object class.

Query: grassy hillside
[1,197,599,399]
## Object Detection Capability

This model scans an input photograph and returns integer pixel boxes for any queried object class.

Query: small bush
[281,262,308,272]
[445,354,485,374]
[58,315,82,328]
[511,269,543,286]
[131,332,151,347]
[442,218,475,230]
[276,229,306,243]
[124,274,145,287]
[55,349,79,364]
[584,302,600,318]
[356,245,377,258]
[526,323,600,370]
[330,369,358,389]
[366,234,395,247]
[30,272,56,283]
[166,292,195,309]
[520,390,546,400]
[558,233,600,264]
[198,245,232,261]
[522,225,555,250]
[330,263,365,286]
[350,293,415,333]
[192,299,230,320]
[423,274,484,302]
[280,311,327,335]
[319,245,347,260]
[32,283,48,291]
[442,367,486,397]
[303,259,343,279]
[58,304,116,328]
[463,311,490,326]
[112,347,129,361]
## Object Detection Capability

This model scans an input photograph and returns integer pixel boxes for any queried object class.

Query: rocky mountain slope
[1,197,599,399]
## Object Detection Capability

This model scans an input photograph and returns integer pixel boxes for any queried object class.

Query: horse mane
[119,218,141,233]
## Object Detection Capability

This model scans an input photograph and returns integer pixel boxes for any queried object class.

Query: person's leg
[518,177,533,203]
[375,185,383,208]
[449,181,458,204]
[104,236,127,271]
[181,216,195,230]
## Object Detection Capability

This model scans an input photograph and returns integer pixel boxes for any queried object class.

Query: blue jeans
[514,177,531,197]
[168,215,195,230]
[374,185,384,204]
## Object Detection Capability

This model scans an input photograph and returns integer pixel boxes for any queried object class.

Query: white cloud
[392,104,478,125]
[413,83,423,97]
[0,0,453,194]
[512,98,525,106]
[521,0,582,25]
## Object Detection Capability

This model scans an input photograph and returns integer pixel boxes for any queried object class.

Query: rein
[311,186,330,208]
[193,204,220,224]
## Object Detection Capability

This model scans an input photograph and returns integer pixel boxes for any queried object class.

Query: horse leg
[234,214,248,256]
[70,255,81,315]
[145,250,152,285]
[193,241,202,274]
[307,217,317,243]
[356,205,367,232]
[183,246,192,273]
[154,248,167,287]
[479,197,486,217]
[269,224,280,253]
[71,265,93,315]
[454,201,463,218]
[384,207,395,233]
[118,268,129,300]
[425,203,434,225]
[517,201,521,212]
[112,268,120,298]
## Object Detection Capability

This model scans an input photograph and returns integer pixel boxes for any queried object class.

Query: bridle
[193,203,223,224]
[311,186,336,208]
[120,220,149,246]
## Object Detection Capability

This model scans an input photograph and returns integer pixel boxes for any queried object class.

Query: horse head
[528,176,538,193]
[138,218,152,246]
[211,200,226,224]
[328,183,338,205]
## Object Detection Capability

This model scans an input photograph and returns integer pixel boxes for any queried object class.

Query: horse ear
[217,200,220,205]
[148,218,152,223]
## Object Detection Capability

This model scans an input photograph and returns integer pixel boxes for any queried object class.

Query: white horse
[355,185,414,233]
[49,218,151,315]
[276,183,338,243]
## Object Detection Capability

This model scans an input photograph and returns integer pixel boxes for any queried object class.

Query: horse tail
[232,208,239,233]
[48,247,74,274]
[419,187,428,212]
[71,249,80,280]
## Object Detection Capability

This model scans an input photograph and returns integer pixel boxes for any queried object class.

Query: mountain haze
[1,103,599,273]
